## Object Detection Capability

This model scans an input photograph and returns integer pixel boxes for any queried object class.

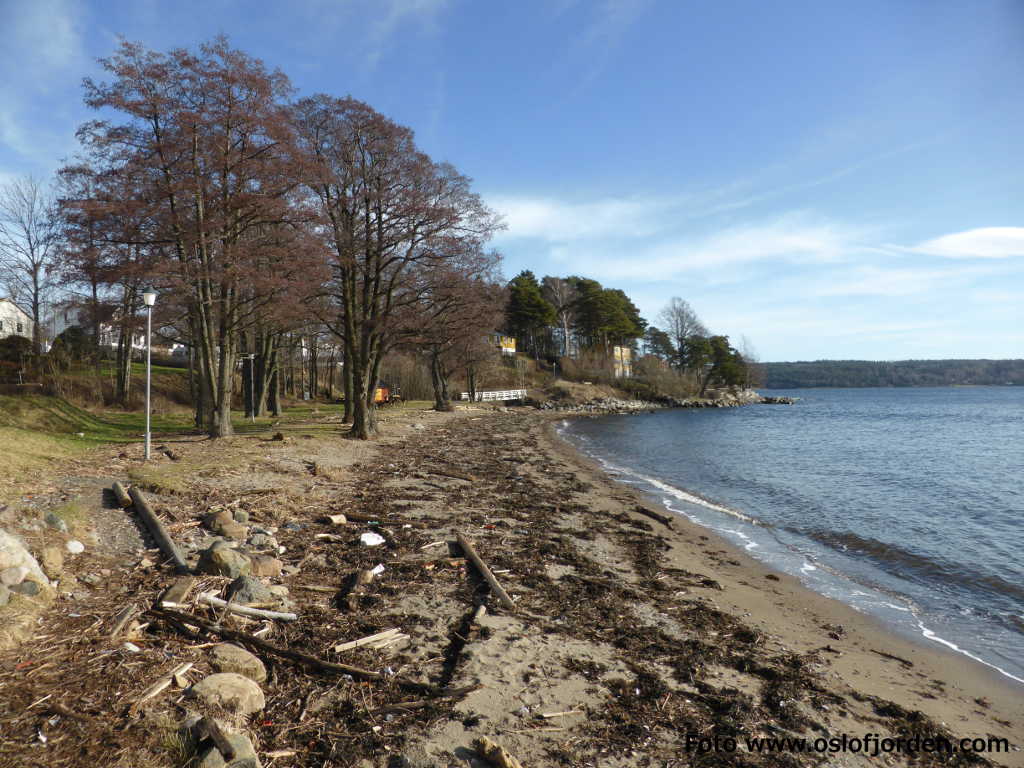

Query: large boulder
[249,555,282,578]
[197,543,251,578]
[227,576,273,605]
[187,673,265,716]
[210,644,267,683]
[0,528,54,649]
[0,529,49,592]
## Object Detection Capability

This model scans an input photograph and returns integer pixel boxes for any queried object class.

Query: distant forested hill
[763,360,1024,388]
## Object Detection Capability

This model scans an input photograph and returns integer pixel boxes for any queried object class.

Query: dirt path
[0,405,1019,768]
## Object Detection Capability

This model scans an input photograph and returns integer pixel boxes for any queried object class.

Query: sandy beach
[0,403,1020,767]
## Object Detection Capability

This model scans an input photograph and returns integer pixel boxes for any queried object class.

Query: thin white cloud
[365,0,449,70]
[0,0,86,165]
[491,194,676,241]
[493,192,854,278]
[909,227,1024,259]
[578,0,652,48]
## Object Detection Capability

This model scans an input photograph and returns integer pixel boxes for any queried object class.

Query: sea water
[559,387,1024,684]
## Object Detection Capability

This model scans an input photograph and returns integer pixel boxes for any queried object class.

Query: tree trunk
[342,341,353,423]
[268,367,281,416]
[430,348,452,412]
[308,334,319,399]
[326,348,336,400]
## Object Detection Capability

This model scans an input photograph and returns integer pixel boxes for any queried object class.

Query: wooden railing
[459,389,527,402]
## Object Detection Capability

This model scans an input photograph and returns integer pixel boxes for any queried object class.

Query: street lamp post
[142,287,157,460]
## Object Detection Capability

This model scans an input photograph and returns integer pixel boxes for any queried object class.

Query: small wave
[917,621,1024,685]
[802,530,1024,603]
[597,460,758,523]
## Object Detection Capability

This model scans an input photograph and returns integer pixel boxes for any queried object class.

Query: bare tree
[293,94,502,438]
[0,176,58,353]
[657,297,707,370]
[541,275,577,357]
[76,38,324,437]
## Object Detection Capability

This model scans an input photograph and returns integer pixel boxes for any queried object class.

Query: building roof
[0,298,32,320]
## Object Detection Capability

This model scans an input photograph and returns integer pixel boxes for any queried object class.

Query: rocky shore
[533,388,797,414]
[0,404,1018,768]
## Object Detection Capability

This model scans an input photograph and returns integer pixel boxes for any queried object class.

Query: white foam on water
[917,621,1024,685]
[588,454,756,523]
[559,421,1024,688]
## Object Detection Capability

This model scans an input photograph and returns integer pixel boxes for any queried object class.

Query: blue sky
[1,0,1022,361]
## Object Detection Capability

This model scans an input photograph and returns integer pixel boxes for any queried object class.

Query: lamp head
[142,287,157,307]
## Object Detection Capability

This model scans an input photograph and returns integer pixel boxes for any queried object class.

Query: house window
[17,322,24,333]
[0,320,4,331]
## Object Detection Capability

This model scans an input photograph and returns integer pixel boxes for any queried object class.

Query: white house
[0,298,32,341]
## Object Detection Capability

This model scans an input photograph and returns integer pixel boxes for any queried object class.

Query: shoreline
[2,403,1020,766]
[541,411,1023,759]
[553,411,1024,689]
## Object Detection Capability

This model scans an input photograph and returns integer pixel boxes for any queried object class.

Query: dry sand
[0,404,1019,768]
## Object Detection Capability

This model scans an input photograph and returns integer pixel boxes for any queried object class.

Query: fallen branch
[126,486,190,574]
[367,686,481,716]
[146,607,461,697]
[455,531,516,612]
[198,592,298,622]
[197,717,235,762]
[130,662,194,713]
[474,736,524,768]
[109,603,138,638]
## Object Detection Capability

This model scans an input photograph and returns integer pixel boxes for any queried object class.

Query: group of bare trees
[0,37,505,439]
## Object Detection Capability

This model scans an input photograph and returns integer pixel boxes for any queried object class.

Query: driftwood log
[111,481,133,508]
[198,592,298,622]
[126,486,190,573]
[456,531,516,611]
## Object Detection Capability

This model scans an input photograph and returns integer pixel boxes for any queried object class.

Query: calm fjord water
[560,387,1024,683]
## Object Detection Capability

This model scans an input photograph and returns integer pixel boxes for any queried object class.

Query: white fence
[459,389,527,402]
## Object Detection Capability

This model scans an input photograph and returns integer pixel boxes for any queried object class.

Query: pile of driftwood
[109,480,528,767]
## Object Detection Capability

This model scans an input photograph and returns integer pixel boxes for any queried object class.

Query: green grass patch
[48,500,88,529]
[127,465,191,496]
[0,394,193,443]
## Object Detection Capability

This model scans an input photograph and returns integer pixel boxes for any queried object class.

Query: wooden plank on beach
[333,628,401,652]
[159,576,197,606]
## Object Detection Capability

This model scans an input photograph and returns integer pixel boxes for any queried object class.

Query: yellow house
[612,345,632,378]
[490,334,516,357]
